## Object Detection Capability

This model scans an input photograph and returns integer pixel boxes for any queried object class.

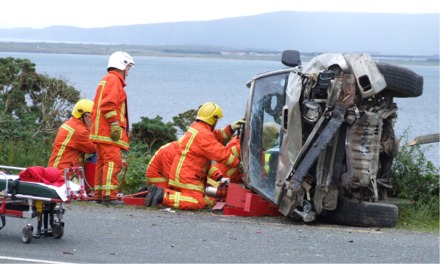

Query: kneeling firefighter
[145,102,244,210]
[48,99,97,176]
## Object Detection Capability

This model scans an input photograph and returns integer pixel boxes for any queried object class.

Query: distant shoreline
[0,41,438,65]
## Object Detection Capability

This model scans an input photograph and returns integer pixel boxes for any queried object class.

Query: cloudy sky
[1,0,438,29]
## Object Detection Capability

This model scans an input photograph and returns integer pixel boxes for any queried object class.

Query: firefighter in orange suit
[89,51,134,205]
[48,99,96,176]
[145,140,229,192]
[208,122,279,184]
[145,102,245,210]
[146,141,179,188]
[208,136,243,184]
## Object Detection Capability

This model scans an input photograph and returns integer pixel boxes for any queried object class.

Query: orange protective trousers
[161,187,206,211]
[94,143,122,200]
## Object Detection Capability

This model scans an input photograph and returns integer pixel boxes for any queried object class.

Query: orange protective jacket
[89,71,130,150]
[48,117,96,172]
[169,121,240,193]
[208,136,243,183]
[146,141,179,188]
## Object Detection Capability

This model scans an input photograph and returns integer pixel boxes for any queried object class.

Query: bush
[121,143,151,194]
[390,131,439,230]
[130,115,177,152]
[390,133,439,203]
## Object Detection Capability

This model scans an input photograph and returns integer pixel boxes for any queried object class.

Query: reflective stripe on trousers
[94,143,122,199]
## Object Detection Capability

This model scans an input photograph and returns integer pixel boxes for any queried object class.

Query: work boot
[151,187,164,207]
[145,185,164,207]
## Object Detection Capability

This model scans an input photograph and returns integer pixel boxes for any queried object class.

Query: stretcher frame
[0,165,87,243]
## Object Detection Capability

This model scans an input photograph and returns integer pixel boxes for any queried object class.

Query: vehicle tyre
[325,198,398,227]
[52,223,64,239]
[21,226,33,244]
[375,62,423,98]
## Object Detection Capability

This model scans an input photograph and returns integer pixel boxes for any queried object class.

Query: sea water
[1,52,438,166]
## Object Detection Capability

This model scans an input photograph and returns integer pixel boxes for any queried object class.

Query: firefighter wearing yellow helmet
[262,122,280,150]
[262,122,280,178]
[48,99,96,175]
[145,102,245,210]
[72,98,94,119]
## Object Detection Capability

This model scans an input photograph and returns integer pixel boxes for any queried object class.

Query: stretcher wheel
[21,225,34,244]
[52,223,64,239]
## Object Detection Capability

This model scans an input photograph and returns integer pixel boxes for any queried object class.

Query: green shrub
[0,139,52,167]
[131,115,177,152]
[120,143,151,194]
[390,131,439,231]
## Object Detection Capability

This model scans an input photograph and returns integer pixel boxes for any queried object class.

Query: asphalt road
[0,202,438,263]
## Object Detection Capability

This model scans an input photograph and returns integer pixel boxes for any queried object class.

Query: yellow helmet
[196,102,223,125]
[72,99,94,119]
[262,122,280,146]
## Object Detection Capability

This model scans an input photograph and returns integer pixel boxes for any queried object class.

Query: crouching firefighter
[145,102,244,210]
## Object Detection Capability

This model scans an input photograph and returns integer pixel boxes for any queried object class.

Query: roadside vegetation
[390,131,439,232]
[1,57,438,232]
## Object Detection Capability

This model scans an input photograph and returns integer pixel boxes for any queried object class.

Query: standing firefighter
[145,102,245,210]
[48,99,96,176]
[89,51,134,205]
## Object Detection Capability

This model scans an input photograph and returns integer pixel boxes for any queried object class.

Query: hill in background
[0,11,438,56]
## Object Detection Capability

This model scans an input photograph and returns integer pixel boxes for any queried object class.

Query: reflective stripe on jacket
[48,117,96,170]
[208,136,243,183]
[89,71,130,150]
[169,121,239,193]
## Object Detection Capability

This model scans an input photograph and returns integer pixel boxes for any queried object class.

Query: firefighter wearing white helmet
[107,51,135,71]
[48,99,96,174]
[89,51,135,206]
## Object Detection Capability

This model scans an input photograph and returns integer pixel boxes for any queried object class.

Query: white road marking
[0,256,74,264]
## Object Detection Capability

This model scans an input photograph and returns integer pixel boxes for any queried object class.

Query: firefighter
[145,141,179,188]
[208,121,279,184]
[145,102,245,210]
[89,51,134,205]
[261,122,280,181]
[48,99,96,176]
[208,136,243,184]
[144,139,231,203]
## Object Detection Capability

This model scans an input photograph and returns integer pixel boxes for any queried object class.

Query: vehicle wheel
[325,198,399,227]
[376,62,423,98]
[21,226,34,244]
[52,223,64,239]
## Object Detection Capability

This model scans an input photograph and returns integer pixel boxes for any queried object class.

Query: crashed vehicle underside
[240,51,423,227]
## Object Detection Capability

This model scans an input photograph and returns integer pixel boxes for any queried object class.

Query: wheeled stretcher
[0,165,87,243]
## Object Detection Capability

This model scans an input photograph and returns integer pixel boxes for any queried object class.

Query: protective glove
[110,122,122,141]
[220,177,231,184]
[231,117,246,131]
[220,177,230,185]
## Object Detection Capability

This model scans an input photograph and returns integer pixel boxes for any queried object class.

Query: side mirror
[281,50,301,67]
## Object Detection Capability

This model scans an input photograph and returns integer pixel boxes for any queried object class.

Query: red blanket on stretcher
[18,166,65,187]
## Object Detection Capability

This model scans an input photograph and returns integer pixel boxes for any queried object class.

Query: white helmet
[107,51,135,71]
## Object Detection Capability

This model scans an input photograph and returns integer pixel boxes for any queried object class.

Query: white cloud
[1,0,438,29]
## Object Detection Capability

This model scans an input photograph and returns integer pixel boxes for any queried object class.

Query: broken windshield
[247,72,288,201]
